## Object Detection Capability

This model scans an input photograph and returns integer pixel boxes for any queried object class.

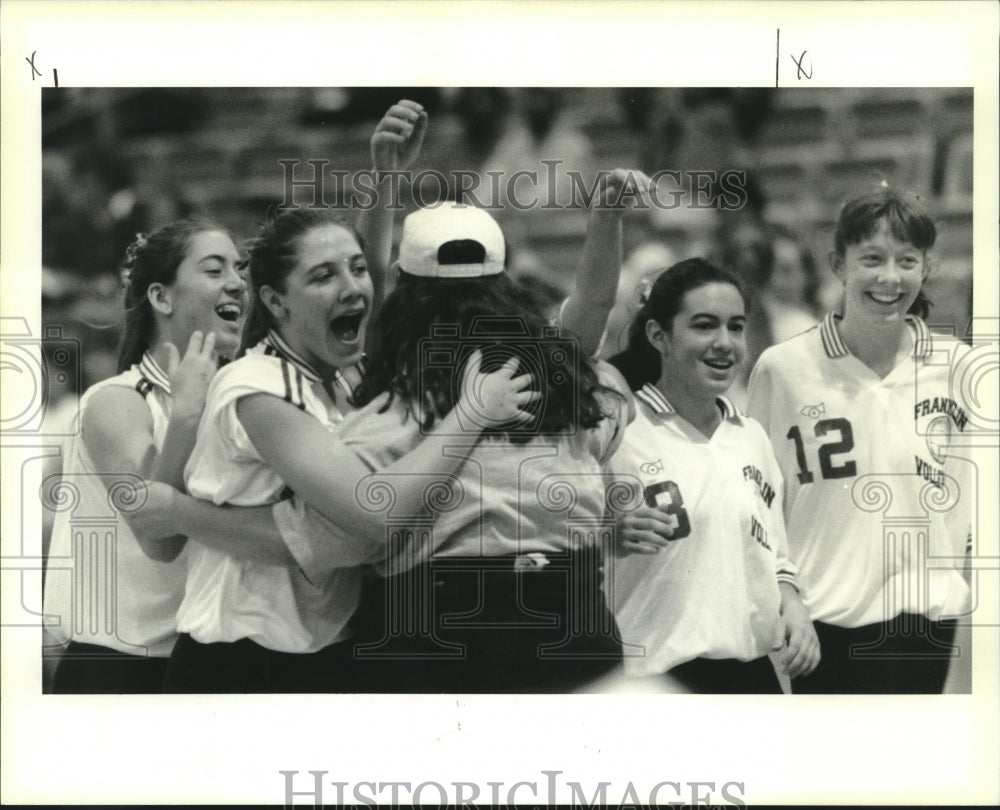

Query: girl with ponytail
[44,221,248,692]
[605,258,818,693]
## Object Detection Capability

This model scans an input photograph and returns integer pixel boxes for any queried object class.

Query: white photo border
[2,1,998,805]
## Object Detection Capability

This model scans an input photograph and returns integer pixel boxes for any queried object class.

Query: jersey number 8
[643,481,692,540]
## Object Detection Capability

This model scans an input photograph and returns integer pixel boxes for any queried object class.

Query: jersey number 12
[786,417,857,484]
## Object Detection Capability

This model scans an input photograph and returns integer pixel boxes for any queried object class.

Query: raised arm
[148,331,218,490]
[355,99,428,313]
[86,332,218,563]
[237,351,538,540]
[560,168,652,357]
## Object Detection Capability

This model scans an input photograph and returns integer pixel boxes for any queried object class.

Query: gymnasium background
[41,86,974,397]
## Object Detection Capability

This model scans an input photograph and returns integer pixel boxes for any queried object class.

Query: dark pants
[792,613,959,694]
[350,550,623,693]
[163,633,356,694]
[50,641,169,694]
[668,655,783,694]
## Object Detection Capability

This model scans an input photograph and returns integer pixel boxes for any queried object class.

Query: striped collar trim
[636,383,739,421]
[263,330,321,382]
[331,357,367,397]
[635,383,674,414]
[716,395,740,420]
[138,352,171,395]
[820,312,932,360]
[818,312,850,358]
[262,330,368,395]
[909,316,932,359]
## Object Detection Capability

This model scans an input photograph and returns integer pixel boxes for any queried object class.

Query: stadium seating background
[40,86,975,388]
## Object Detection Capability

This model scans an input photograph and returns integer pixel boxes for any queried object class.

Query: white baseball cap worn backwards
[398,203,506,278]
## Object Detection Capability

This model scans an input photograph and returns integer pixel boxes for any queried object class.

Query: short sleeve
[748,416,799,591]
[185,353,333,505]
[273,496,384,583]
[746,351,776,433]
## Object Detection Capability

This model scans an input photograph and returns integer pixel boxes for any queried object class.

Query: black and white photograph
[2,1,998,806]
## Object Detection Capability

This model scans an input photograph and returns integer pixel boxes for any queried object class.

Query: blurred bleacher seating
[42,86,976,343]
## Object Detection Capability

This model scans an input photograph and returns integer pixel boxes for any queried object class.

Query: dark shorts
[792,613,959,694]
[667,655,783,694]
[349,548,623,693]
[163,633,356,694]
[50,641,169,694]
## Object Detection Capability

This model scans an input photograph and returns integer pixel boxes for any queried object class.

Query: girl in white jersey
[45,99,434,693]
[44,219,248,692]
[157,205,535,693]
[747,187,972,693]
[607,258,819,693]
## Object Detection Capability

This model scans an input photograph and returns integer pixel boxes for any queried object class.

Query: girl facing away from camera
[307,196,640,694]
[747,187,973,693]
[606,258,819,693]
[43,218,247,693]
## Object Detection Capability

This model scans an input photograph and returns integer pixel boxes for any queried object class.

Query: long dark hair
[609,258,746,391]
[353,271,617,443]
[834,186,936,319]
[240,208,364,355]
[117,218,226,372]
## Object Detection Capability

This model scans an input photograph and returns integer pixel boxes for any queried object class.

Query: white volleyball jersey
[746,313,972,628]
[44,354,188,657]
[605,385,797,676]
[335,388,628,576]
[177,332,360,653]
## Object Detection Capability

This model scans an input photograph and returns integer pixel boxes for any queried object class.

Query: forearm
[149,412,201,490]
[305,407,481,538]
[359,98,426,306]
[778,581,804,613]
[273,496,388,583]
[372,407,480,517]
[143,412,203,562]
[169,491,295,567]
[355,174,396,312]
[561,212,623,356]
[238,352,525,545]
[777,580,820,677]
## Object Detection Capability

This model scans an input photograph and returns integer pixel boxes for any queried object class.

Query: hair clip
[635,278,653,307]
[123,232,148,269]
